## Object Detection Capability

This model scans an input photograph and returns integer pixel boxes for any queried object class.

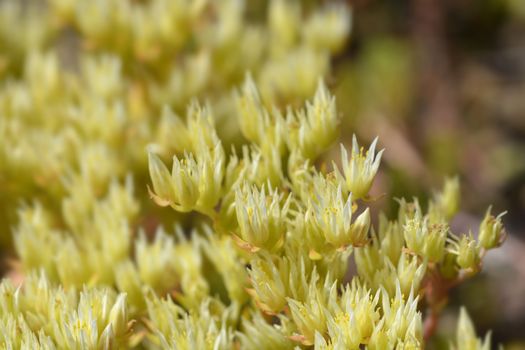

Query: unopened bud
[439,177,460,220]
[456,235,480,270]
[351,208,370,246]
[148,153,174,206]
[478,207,506,249]
[423,224,447,263]
[109,293,128,337]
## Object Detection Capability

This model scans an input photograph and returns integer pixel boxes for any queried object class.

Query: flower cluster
[144,77,503,348]
[0,0,505,349]
[0,273,132,349]
[0,0,349,248]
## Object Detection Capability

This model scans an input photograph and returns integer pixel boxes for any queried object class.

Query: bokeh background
[335,0,525,347]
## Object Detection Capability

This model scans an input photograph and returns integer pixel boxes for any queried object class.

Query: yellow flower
[478,207,506,249]
[336,136,383,200]
[233,183,290,252]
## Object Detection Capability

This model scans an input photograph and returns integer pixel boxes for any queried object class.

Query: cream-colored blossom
[233,182,291,252]
[335,136,384,199]
[285,80,339,159]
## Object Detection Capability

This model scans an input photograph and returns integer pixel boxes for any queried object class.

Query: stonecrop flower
[285,79,339,160]
[148,137,225,215]
[233,182,291,252]
[335,135,384,200]
[0,273,133,349]
[453,233,481,271]
[403,215,447,263]
[478,207,506,250]
[306,178,370,249]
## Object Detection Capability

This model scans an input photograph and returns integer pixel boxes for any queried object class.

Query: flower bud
[235,74,268,144]
[287,296,327,345]
[350,208,371,247]
[247,256,288,314]
[403,217,427,256]
[269,0,300,50]
[286,80,339,160]
[310,183,352,249]
[478,207,506,249]
[455,307,492,350]
[170,155,200,210]
[423,223,447,263]
[303,4,351,53]
[148,152,174,206]
[396,254,427,297]
[456,235,480,270]
[109,293,128,337]
[234,183,290,252]
[439,177,460,220]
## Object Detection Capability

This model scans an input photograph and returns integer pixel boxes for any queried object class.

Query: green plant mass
[0,0,507,349]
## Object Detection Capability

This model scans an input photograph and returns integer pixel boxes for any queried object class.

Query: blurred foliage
[335,0,525,219]
[332,0,525,346]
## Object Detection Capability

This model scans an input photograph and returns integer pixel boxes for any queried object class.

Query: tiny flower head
[233,182,290,252]
[478,207,506,250]
[336,136,383,200]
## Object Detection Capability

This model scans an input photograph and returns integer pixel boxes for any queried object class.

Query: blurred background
[334,0,525,347]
